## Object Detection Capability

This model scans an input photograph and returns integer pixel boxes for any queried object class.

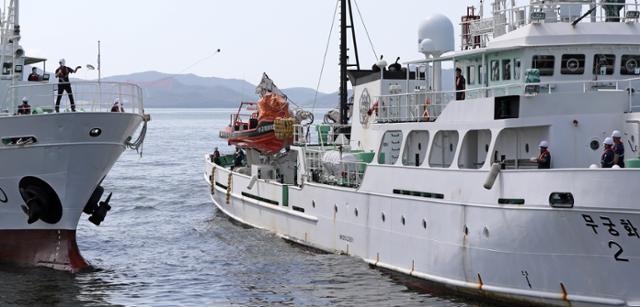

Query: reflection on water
[0,109,481,306]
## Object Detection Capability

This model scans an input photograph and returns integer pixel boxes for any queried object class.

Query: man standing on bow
[55,59,81,112]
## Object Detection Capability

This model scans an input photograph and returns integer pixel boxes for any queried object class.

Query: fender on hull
[0,229,90,272]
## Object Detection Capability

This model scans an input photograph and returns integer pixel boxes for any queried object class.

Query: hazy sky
[19,0,520,92]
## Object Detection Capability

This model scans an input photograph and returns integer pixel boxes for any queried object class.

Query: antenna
[97,40,101,82]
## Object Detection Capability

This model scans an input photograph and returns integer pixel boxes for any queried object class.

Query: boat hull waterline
[0,113,144,271]
[205,161,638,306]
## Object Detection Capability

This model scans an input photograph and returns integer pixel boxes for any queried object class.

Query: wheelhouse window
[532,55,555,76]
[2,63,11,75]
[594,54,615,75]
[466,66,475,85]
[561,54,585,75]
[621,55,640,75]
[502,59,512,81]
[378,130,403,165]
[490,60,500,81]
[514,59,521,80]
[429,131,459,168]
[478,64,485,85]
[402,131,429,166]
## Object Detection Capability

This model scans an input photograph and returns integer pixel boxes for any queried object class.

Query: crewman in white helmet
[601,137,615,168]
[536,140,551,169]
[17,97,31,115]
[612,130,625,168]
[54,58,81,112]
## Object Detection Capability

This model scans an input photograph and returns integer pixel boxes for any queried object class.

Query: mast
[339,0,360,126]
[339,0,348,125]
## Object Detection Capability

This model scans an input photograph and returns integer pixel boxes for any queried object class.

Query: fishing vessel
[0,0,148,272]
[206,0,640,305]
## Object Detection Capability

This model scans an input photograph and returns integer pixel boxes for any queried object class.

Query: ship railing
[303,147,368,189]
[461,1,640,49]
[293,123,351,149]
[0,81,144,116]
[374,77,640,123]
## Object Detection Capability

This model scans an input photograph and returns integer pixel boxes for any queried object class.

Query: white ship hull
[0,112,143,271]
[205,160,640,306]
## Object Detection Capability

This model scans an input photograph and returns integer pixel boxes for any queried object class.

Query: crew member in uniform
[212,147,221,165]
[17,97,31,115]
[536,140,551,169]
[455,68,466,100]
[612,130,625,168]
[54,59,81,112]
[601,137,615,168]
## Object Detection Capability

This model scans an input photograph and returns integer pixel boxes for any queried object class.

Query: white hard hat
[59,58,65,65]
[539,140,549,148]
[21,96,28,102]
[612,130,622,138]
[604,137,614,145]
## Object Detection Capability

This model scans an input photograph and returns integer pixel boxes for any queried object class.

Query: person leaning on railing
[54,58,81,112]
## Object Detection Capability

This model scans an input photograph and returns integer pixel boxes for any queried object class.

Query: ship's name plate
[339,234,354,243]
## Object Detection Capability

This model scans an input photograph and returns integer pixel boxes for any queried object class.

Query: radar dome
[418,14,454,57]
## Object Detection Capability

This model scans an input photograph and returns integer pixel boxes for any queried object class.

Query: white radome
[418,14,454,57]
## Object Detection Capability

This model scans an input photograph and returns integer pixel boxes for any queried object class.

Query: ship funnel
[418,14,454,58]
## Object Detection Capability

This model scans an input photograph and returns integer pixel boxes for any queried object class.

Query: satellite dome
[418,14,454,57]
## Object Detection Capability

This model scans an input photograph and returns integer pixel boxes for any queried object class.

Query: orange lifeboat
[219,93,292,155]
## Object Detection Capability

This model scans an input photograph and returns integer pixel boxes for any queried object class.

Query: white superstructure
[0,0,148,271]
[206,1,640,305]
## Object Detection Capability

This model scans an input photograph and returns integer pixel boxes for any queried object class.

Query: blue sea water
[0,109,481,306]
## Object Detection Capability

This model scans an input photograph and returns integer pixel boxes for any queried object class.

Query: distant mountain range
[78,69,454,108]
[100,71,341,108]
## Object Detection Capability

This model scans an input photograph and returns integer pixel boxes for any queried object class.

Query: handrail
[0,81,145,116]
[460,1,640,49]
[374,76,640,123]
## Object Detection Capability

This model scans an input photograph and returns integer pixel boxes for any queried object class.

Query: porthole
[312,200,316,208]
[89,128,102,137]
[381,212,386,222]
[354,208,358,217]
[422,219,427,229]
[590,140,600,151]
[464,225,469,235]
[334,205,338,213]
[549,192,574,208]
[401,216,406,225]
[525,143,530,153]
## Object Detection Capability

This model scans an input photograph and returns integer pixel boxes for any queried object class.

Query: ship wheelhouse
[342,2,640,173]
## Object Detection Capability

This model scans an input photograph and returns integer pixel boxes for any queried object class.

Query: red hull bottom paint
[0,229,90,272]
